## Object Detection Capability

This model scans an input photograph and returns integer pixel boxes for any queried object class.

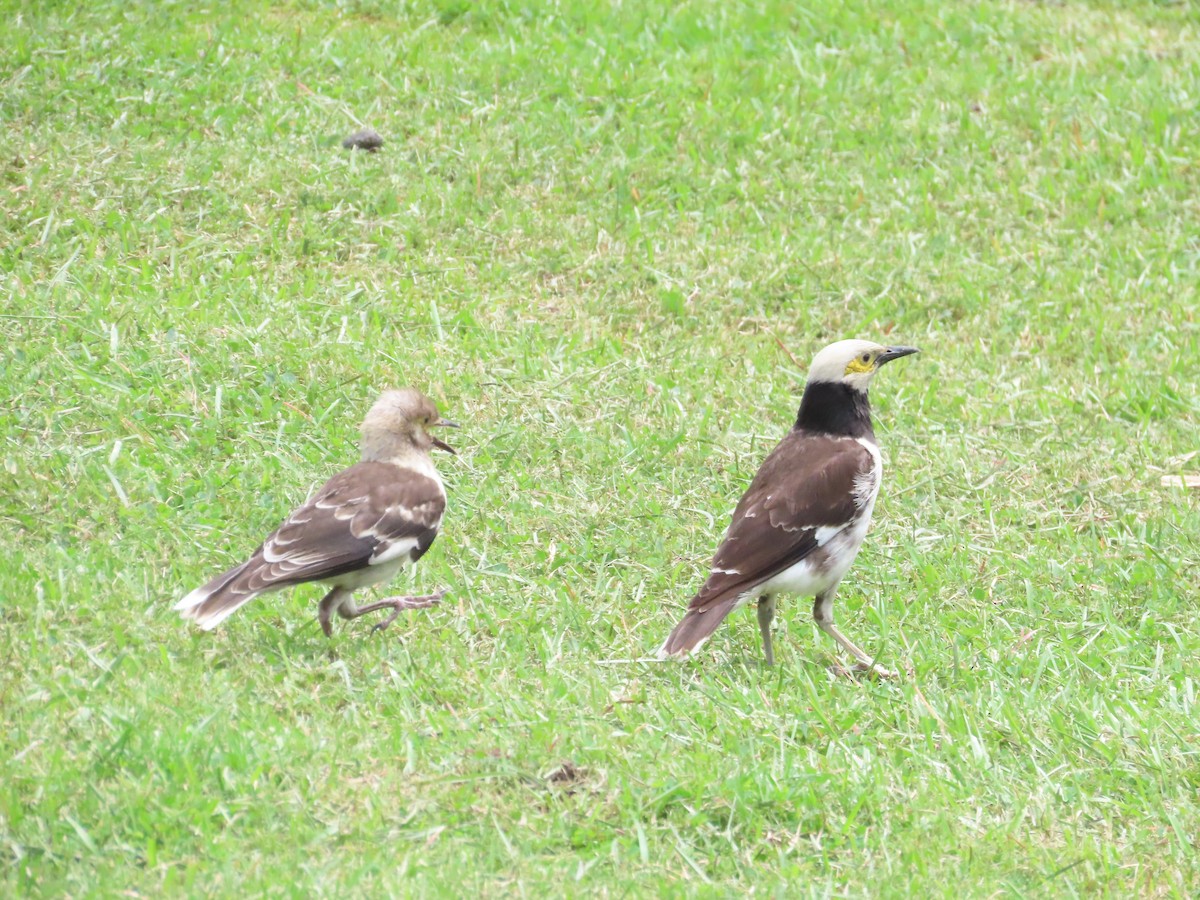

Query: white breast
[330,553,414,591]
[746,436,883,603]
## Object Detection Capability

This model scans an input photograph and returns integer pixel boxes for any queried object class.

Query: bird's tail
[657,595,743,660]
[174,562,267,631]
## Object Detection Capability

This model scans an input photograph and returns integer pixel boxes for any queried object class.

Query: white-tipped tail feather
[657,598,740,660]
[656,633,712,660]
[174,561,272,631]
[175,593,264,631]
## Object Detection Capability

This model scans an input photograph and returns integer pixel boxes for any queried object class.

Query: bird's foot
[368,588,448,634]
[828,660,897,681]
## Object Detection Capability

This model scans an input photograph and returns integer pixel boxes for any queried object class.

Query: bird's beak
[877,346,919,366]
[431,418,459,454]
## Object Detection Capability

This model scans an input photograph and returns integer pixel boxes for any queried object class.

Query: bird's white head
[806,339,920,393]
[361,388,459,461]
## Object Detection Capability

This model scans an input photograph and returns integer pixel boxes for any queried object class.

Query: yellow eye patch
[844,354,876,375]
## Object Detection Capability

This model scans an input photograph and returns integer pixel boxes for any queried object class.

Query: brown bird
[658,339,918,677]
[175,388,456,636]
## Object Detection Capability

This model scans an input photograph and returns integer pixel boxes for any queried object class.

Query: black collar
[793,381,875,440]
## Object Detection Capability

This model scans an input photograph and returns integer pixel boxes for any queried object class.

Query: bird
[175,388,457,636]
[658,339,918,677]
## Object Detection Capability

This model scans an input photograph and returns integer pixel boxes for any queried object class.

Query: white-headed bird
[659,340,918,677]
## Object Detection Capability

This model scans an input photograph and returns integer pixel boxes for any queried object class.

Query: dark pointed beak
[877,346,919,366]
[431,418,459,454]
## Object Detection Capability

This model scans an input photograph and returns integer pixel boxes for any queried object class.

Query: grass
[2,0,1199,894]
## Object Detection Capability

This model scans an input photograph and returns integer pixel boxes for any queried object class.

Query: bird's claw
[828,660,898,681]
[370,616,397,635]
[367,588,448,636]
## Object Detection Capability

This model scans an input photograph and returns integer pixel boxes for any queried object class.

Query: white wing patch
[370,536,420,566]
[851,468,878,507]
[814,524,844,545]
[853,437,883,508]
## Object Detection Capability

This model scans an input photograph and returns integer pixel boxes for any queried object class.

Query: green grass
[3,0,1199,894]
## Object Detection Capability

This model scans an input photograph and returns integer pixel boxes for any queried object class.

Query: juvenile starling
[175,389,456,636]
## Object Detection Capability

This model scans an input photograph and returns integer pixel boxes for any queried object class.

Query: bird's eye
[861,353,871,363]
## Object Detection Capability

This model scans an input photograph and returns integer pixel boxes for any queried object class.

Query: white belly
[327,553,412,591]
[753,509,870,598]
[739,436,881,605]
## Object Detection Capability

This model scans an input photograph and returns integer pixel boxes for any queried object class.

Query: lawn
[3,0,1199,895]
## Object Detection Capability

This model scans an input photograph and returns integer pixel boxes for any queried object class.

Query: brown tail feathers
[174,561,267,631]
[657,595,743,659]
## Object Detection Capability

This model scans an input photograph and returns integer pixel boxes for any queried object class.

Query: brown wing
[241,461,446,591]
[176,461,445,630]
[659,433,874,656]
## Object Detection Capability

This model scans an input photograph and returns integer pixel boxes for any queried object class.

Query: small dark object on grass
[343,128,384,152]
[546,762,584,786]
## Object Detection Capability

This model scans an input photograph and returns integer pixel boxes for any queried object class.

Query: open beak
[877,346,919,366]
[431,418,459,454]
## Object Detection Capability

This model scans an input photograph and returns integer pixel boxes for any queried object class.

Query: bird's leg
[337,588,448,634]
[318,587,350,638]
[812,590,896,680]
[756,595,777,666]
